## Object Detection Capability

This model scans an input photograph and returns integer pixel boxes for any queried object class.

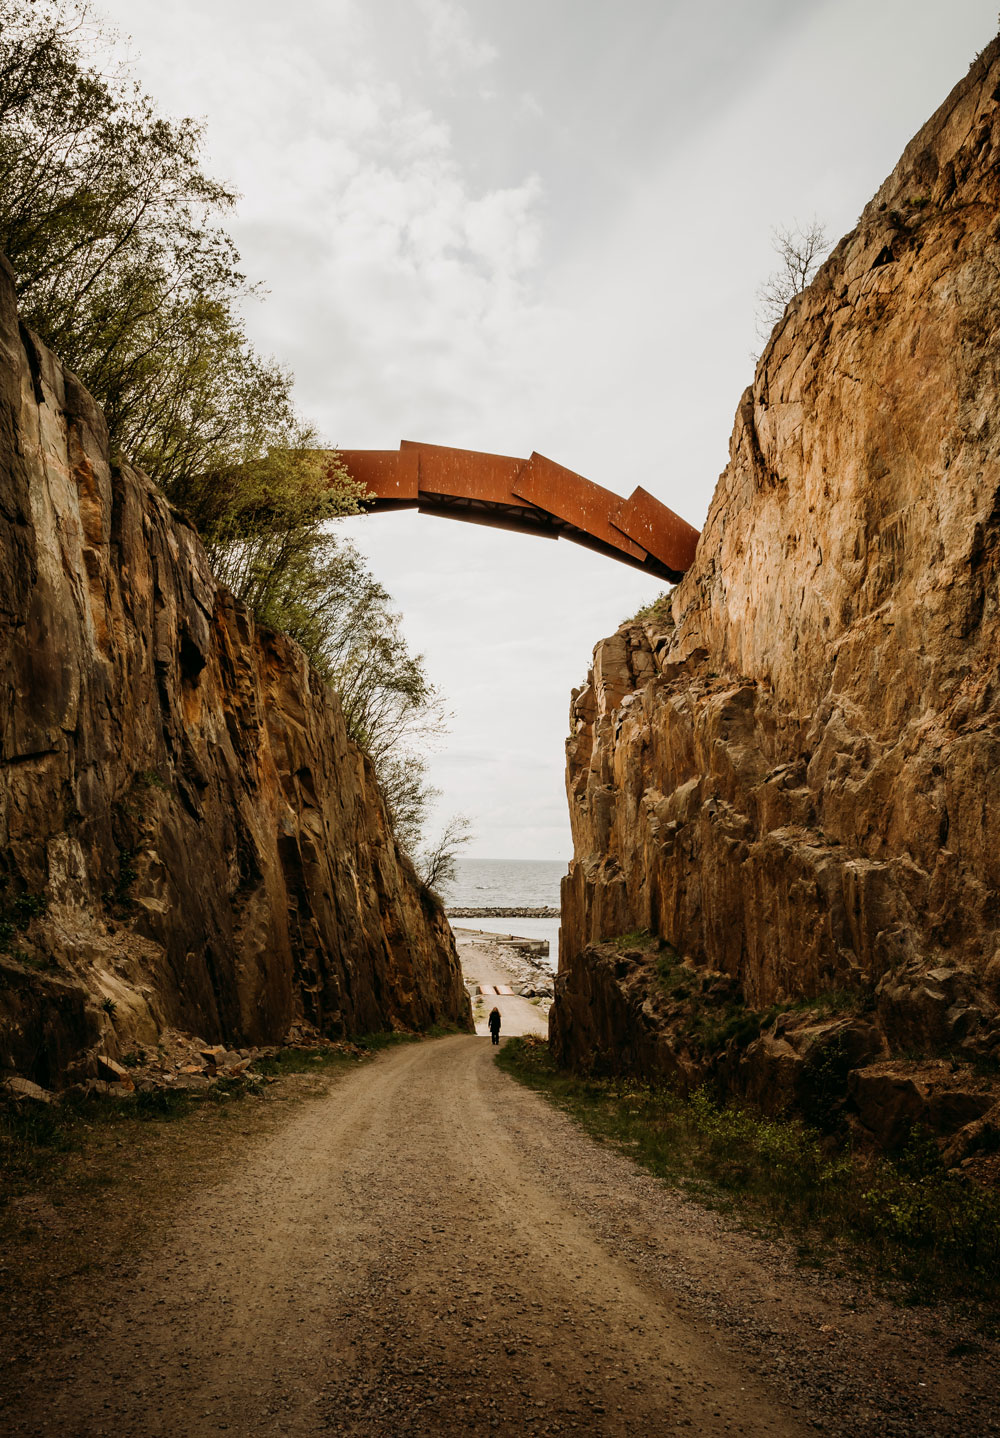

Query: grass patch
[0,1086,200,1208]
[654,945,693,999]
[611,929,653,951]
[252,1045,363,1076]
[623,590,673,626]
[497,1035,1000,1310]
[252,1025,460,1074]
[352,1026,453,1052]
[134,768,168,791]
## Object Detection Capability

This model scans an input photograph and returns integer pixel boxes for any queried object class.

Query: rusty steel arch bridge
[335,441,698,583]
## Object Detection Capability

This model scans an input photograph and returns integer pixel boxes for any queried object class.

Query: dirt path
[2,1037,997,1437]
[454,927,549,1038]
[0,1037,795,1437]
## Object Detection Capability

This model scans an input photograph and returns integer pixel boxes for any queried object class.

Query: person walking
[488,1006,501,1045]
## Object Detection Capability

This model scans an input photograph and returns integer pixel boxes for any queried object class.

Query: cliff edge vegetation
[0,0,455,863]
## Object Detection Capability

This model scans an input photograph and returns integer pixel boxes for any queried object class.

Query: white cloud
[415,0,498,73]
[160,21,552,450]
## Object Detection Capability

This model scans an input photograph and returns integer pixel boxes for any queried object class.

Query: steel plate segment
[338,450,417,503]
[611,486,700,575]
[400,439,527,507]
[512,453,646,561]
[416,503,559,539]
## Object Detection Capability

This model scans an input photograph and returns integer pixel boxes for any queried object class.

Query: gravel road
[2,1036,997,1437]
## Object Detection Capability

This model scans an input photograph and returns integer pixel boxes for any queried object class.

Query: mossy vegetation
[622,591,674,626]
[0,880,48,960]
[497,1035,1000,1311]
[102,845,138,917]
[612,928,653,950]
[134,769,169,792]
[0,882,49,953]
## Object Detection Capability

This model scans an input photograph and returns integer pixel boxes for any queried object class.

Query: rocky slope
[0,258,470,1088]
[552,38,1000,1160]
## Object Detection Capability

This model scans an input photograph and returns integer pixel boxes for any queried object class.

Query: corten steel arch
[335,441,699,583]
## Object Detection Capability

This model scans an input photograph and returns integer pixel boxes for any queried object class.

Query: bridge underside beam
[334,442,699,582]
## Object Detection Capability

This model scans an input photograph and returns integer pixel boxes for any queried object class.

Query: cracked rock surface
[0,256,470,1085]
[554,40,1000,1156]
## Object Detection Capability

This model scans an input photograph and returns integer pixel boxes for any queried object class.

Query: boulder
[943,1103,1000,1166]
[849,1063,996,1149]
[2,1075,54,1104]
[96,1054,134,1089]
[738,1035,803,1116]
[848,1068,930,1149]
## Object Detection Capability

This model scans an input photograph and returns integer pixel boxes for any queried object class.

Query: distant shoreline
[446,906,559,919]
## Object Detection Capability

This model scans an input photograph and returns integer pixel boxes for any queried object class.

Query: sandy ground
[453,926,550,1039]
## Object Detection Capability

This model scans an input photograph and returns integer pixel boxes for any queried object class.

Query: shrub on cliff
[754,219,829,342]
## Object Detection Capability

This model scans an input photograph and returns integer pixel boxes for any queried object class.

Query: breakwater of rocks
[446,907,559,919]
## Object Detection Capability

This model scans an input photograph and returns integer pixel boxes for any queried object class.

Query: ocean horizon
[441,858,567,971]
[440,856,567,909]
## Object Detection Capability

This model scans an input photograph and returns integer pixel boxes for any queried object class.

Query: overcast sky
[97,0,997,859]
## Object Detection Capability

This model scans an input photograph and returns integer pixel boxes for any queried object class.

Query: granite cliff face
[553,40,1000,1156]
[0,259,470,1087]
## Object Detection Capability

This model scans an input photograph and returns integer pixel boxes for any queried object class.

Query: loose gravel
[1,1035,997,1436]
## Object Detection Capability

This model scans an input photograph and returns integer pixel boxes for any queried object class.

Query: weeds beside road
[497,1035,1000,1318]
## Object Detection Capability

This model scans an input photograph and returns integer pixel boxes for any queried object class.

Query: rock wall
[0,259,471,1087]
[552,39,1000,1151]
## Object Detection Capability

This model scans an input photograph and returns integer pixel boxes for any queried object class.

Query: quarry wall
[0,258,470,1086]
[552,39,1000,1158]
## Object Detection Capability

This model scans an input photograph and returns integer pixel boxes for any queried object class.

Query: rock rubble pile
[447,906,559,918]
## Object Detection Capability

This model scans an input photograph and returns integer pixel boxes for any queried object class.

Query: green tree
[0,0,453,858]
[0,0,349,541]
[256,535,450,853]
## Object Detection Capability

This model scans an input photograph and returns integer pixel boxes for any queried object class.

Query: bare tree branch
[419,814,474,893]
[755,219,829,342]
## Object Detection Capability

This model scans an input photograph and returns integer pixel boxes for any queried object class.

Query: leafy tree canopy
[0,0,464,869]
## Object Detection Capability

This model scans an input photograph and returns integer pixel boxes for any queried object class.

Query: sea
[439,857,567,972]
